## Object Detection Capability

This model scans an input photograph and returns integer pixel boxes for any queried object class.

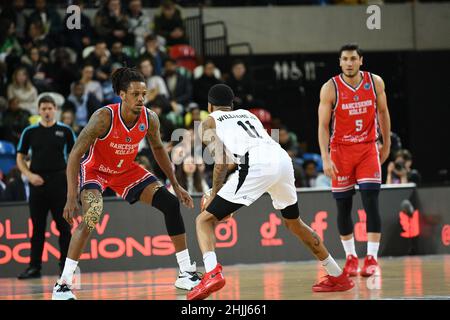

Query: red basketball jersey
[330,71,378,145]
[81,103,149,176]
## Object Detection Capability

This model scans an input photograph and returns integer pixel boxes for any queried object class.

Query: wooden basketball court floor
[1,255,449,300]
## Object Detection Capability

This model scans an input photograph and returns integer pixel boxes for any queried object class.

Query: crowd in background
[0,0,419,202]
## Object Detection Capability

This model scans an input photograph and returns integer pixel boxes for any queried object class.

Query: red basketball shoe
[312,272,355,292]
[187,264,226,300]
[343,255,359,277]
[360,255,380,277]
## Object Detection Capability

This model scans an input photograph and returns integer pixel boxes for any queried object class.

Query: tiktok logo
[260,213,283,246]
[355,209,368,242]
[311,211,328,241]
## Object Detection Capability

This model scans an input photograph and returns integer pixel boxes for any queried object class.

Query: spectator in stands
[175,155,209,194]
[7,67,38,115]
[62,81,101,128]
[127,0,152,52]
[153,0,188,46]
[225,59,255,108]
[84,40,112,83]
[387,149,421,185]
[138,57,169,101]
[94,0,133,47]
[139,34,168,76]
[163,58,192,111]
[278,125,299,158]
[79,64,104,103]
[22,19,52,54]
[2,167,28,202]
[0,19,23,63]
[135,153,153,172]
[62,0,94,57]
[0,0,29,41]
[146,95,175,141]
[184,102,209,129]
[110,40,133,67]
[28,0,63,45]
[21,46,51,92]
[303,159,330,188]
[193,61,222,109]
[48,47,78,97]
[60,109,81,136]
[1,97,31,145]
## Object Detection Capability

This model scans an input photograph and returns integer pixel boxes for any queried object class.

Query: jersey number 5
[355,119,363,132]
[237,120,262,138]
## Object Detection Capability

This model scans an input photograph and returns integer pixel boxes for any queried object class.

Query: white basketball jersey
[209,109,278,163]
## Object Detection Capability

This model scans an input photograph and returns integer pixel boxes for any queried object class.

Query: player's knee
[196,212,216,226]
[280,203,300,219]
[152,187,180,214]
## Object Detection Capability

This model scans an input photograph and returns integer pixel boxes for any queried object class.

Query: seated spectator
[278,125,299,158]
[79,64,104,103]
[22,19,53,54]
[0,0,29,41]
[110,40,133,68]
[1,97,31,145]
[21,46,51,92]
[163,58,192,111]
[127,0,152,51]
[138,57,169,102]
[193,61,222,109]
[303,159,330,188]
[139,34,169,76]
[2,167,28,202]
[7,67,38,115]
[184,102,209,129]
[387,149,421,185]
[63,0,94,56]
[60,109,81,136]
[225,59,255,108]
[28,0,63,46]
[0,19,23,63]
[62,81,101,128]
[153,0,188,46]
[146,95,175,141]
[175,155,209,194]
[84,40,112,83]
[94,0,133,47]
[135,154,153,172]
[48,47,78,97]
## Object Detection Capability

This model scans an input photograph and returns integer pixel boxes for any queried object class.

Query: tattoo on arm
[212,163,228,195]
[72,109,110,157]
[146,110,164,150]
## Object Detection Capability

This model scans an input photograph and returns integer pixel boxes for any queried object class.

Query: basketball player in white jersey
[187,84,354,300]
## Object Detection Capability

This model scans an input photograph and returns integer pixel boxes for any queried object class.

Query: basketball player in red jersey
[318,44,391,278]
[52,68,200,300]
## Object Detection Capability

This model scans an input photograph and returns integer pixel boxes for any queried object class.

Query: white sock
[341,237,357,257]
[321,255,342,277]
[203,251,218,273]
[367,241,380,260]
[59,258,78,286]
[176,249,192,272]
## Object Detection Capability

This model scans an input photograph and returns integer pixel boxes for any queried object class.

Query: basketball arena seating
[168,44,198,72]
[0,140,16,175]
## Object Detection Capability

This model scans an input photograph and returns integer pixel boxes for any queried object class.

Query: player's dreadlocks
[111,67,146,95]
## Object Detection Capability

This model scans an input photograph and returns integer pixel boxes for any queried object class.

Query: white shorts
[217,147,298,210]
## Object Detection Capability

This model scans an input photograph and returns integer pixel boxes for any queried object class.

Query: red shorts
[330,142,381,198]
[79,161,158,204]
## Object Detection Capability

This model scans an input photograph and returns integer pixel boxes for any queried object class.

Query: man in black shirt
[16,96,76,279]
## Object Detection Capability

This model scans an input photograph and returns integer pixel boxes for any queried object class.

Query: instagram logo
[311,211,328,241]
[260,213,283,247]
[215,217,238,248]
[355,209,368,242]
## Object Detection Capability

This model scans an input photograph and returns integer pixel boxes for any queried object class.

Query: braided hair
[111,67,146,95]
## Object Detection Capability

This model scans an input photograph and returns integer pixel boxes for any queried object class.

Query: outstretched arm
[64,108,111,224]
[146,109,193,208]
